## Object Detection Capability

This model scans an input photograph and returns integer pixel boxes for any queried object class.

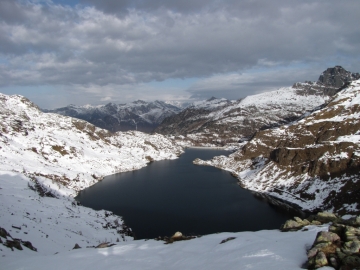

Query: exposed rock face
[318,66,360,94]
[156,66,360,147]
[44,100,182,133]
[195,79,360,214]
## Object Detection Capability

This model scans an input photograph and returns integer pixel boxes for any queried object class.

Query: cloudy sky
[0,0,359,109]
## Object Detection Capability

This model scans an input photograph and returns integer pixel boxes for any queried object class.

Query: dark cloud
[0,0,359,107]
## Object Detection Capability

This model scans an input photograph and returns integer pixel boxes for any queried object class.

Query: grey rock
[281,219,303,231]
[314,251,328,268]
[342,241,360,253]
[314,231,340,245]
[344,226,360,242]
[316,212,339,223]
[73,243,81,249]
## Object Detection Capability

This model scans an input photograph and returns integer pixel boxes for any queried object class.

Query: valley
[1,66,360,269]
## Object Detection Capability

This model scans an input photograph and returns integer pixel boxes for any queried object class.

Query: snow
[1,222,329,270]
[0,172,132,256]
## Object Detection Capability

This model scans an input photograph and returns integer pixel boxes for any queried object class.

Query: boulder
[171,231,183,241]
[0,227,9,238]
[73,243,81,249]
[281,219,303,231]
[342,241,360,253]
[329,224,346,235]
[344,226,360,242]
[22,240,37,252]
[328,255,339,269]
[314,251,328,268]
[311,220,322,226]
[314,231,341,245]
[315,212,339,223]
[5,240,23,251]
[341,255,360,269]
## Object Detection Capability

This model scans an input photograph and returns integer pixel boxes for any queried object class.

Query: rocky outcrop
[306,217,360,269]
[195,79,360,214]
[318,66,360,95]
[0,227,37,252]
[281,212,360,269]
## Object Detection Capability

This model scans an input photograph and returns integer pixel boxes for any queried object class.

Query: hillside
[0,92,183,255]
[44,100,182,133]
[195,79,360,215]
[156,66,360,147]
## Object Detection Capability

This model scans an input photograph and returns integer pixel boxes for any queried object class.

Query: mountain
[155,66,360,147]
[0,92,183,254]
[43,100,182,133]
[195,78,360,215]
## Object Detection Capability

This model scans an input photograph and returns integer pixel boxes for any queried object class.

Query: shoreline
[186,146,228,150]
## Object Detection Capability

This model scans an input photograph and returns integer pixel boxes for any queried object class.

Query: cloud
[0,0,359,107]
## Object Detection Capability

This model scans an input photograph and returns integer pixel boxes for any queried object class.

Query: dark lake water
[76,149,299,239]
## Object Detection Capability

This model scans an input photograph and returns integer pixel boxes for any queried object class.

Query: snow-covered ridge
[195,79,360,214]
[0,93,183,196]
[44,99,182,133]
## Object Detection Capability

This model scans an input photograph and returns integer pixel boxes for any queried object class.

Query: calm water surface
[76,149,297,239]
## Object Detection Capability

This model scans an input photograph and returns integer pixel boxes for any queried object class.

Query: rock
[308,242,332,259]
[336,248,347,260]
[293,217,311,226]
[314,231,341,245]
[302,219,311,226]
[316,212,339,223]
[220,237,236,244]
[73,243,81,249]
[5,240,23,251]
[171,231,183,240]
[22,240,37,252]
[311,220,322,226]
[341,255,360,269]
[329,224,346,235]
[328,255,339,269]
[0,227,9,238]
[314,251,328,268]
[294,217,303,223]
[96,242,110,249]
[344,226,360,242]
[281,219,303,231]
[342,241,360,253]
[95,242,115,249]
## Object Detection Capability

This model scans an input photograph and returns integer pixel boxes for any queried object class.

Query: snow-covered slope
[0,92,183,255]
[2,221,329,270]
[0,172,133,255]
[0,94,183,195]
[44,100,182,133]
[195,79,360,215]
[156,66,360,147]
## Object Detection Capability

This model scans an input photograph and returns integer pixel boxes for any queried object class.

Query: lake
[76,148,299,239]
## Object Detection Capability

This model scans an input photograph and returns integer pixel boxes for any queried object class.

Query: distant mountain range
[43,100,183,133]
